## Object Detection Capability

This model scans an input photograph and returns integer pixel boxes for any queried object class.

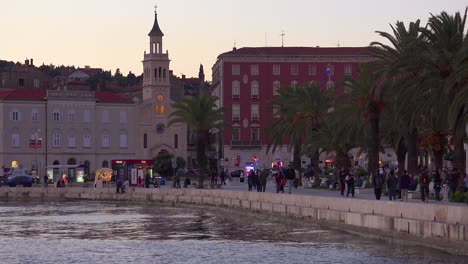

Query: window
[174,134,178,149]
[155,105,165,115]
[232,64,240,75]
[273,81,280,96]
[250,64,259,75]
[102,134,110,148]
[10,111,21,121]
[31,109,39,122]
[345,65,352,75]
[308,64,316,76]
[53,111,61,122]
[251,104,259,121]
[68,133,76,147]
[18,78,24,86]
[11,133,20,147]
[232,127,240,142]
[251,81,259,99]
[68,111,75,122]
[232,81,240,98]
[232,104,240,121]
[291,64,299,75]
[251,127,260,141]
[53,133,61,147]
[84,110,91,123]
[273,106,280,118]
[33,79,40,88]
[119,111,127,124]
[1,79,5,87]
[273,64,281,76]
[101,111,109,123]
[291,80,298,87]
[143,133,147,149]
[119,131,127,148]
[83,134,91,148]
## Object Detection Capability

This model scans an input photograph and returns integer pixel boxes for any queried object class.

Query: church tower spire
[142,6,170,101]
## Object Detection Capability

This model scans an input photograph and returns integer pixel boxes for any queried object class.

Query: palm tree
[370,19,426,174]
[415,9,468,171]
[169,95,225,188]
[266,83,332,184]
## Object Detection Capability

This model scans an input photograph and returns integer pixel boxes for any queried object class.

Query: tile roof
[0,89,46,101]
[95,91,133,104]
[220,47,371,57]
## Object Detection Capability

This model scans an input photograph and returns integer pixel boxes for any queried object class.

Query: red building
[211,46,374,170]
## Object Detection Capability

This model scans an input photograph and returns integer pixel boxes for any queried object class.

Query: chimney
[182,74,186,80]
[233,47,237,51]
[30,58,34,66]
[25,59,29,66]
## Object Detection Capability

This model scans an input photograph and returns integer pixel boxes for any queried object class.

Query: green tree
[169,95,225,188]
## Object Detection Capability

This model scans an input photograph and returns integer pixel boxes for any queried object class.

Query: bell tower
[142,6,170,101]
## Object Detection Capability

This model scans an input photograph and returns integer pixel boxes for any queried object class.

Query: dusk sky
[1,0,466,80]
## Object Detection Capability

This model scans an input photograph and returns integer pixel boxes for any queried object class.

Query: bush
[449,191,468,204]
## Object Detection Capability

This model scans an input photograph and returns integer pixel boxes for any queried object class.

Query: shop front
[111,159,154,186]
[46,165,83,183]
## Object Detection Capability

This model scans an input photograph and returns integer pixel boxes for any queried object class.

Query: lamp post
[34,129,40,181]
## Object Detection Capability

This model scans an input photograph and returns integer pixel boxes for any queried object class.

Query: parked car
[7,175,34,187]
[230,169,244,178]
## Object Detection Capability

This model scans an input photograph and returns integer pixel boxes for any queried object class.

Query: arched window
[102,160,109,168]
[163,69,166,79]
[67,158,76,165]
[174,134,178,149]
[156,42,160,53]
[154,68,158,79]
[159,67,162,79]
[152,42,156,53]
[144,133,148,149]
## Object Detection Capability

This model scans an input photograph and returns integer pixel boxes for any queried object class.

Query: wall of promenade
[1,187,467,254]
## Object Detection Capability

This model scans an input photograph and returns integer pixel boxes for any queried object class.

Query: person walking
[433,169,442,201]
[145,173,151,188]
[275,171,285,193]
[399,170,411,202]
[248,169,255,191]
[387,170,398,201]
[419,170,430,202]
[258,169,268,192]
[346,174,355,198]
[286,165,296,194]
[43,174,48,188]
[339,168,347,196]
[372,171,384,200]
[220,169,226,186]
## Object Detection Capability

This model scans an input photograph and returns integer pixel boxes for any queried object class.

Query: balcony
[251,115,259,121]
[232,115,240,121]
[230,140,262,149]
[251,94,259,99]
[232,94,240,99]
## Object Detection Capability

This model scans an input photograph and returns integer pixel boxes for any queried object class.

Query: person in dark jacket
[432,170,442,201]
[372,171,384,200]
[387,170,398,201]
[399,170,411,202]
[285,165,296,194]
[258,169,267,192]
[346,174,355,198]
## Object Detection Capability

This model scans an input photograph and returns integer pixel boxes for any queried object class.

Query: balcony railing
[251,115,259,121]
[251,94,259,99]
[232,94,240,99]
[230,140,262,148]
[232,115,240,121]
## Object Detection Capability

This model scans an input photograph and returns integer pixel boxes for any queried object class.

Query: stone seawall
[1,187,467,254]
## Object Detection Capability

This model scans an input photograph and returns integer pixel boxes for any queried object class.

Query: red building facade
[212,47,374,170]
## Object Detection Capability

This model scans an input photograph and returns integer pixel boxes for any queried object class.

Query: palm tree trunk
[311,149,320,188]
[396,138,407,176]
[406,128,418,175]
[368,110,380,175]
[293,144,302,186]
[196,131,208,189]
[453,134,466,183]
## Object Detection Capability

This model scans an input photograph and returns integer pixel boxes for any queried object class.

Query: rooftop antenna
[154,4,157,14]
[337,40,340,47]
[280,30,285,47]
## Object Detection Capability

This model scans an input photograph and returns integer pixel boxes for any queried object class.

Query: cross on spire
[280,30,285,47]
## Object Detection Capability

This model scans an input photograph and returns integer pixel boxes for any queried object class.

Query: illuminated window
[155,105,165,115]
[157,95,164,102]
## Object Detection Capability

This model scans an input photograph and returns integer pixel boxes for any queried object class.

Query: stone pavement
[160,177,464,207]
